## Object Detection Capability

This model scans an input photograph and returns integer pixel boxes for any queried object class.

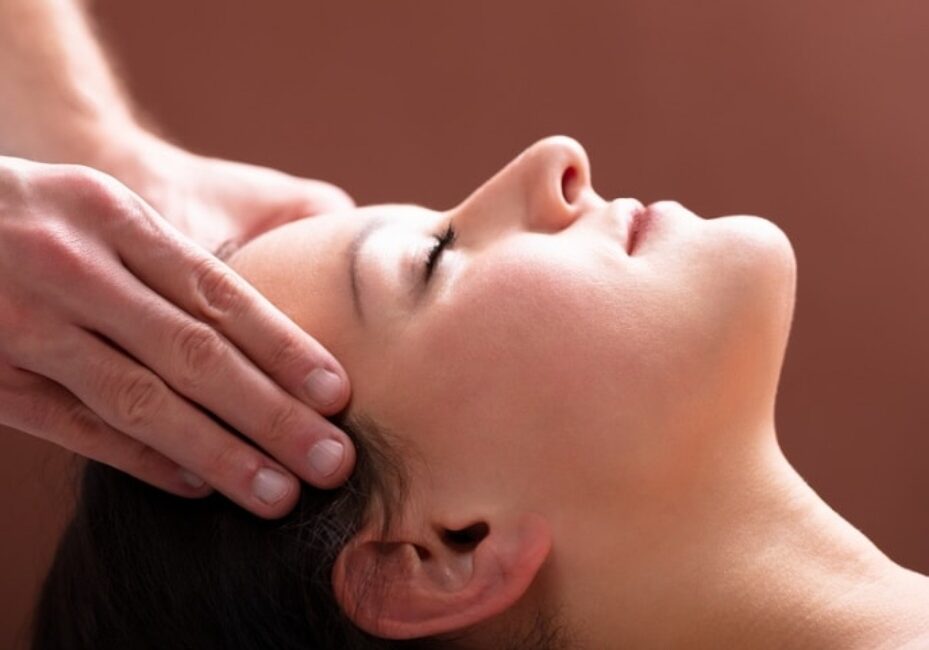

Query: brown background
[2,1,928,647]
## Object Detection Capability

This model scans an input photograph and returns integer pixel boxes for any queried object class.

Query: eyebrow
[349,217,388,323]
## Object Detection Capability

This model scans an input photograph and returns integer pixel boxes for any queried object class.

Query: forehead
[231,203,429,262]
[227,203,432,356]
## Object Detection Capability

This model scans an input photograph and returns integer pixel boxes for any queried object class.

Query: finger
[20,326,302,519]
[109,200,352,416]
[71,265,354,489]
[248,176,356,234]
[277,177,356,218]
[0,367,211,497]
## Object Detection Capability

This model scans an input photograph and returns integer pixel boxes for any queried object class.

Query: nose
[456,135,600,235]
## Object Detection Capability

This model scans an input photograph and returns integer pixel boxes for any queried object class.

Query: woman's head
[35,136,797,647]
[226,135,798,640]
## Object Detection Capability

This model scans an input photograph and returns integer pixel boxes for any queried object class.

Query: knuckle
[0,180,95,284]
[58,165,123,210]
[203,441,253,483]
[265,334,304,376]
[128,443,170,479]
[13,218,72,263]
[34,230,91,281]
[2,220,97,290]
[15,391,58,433]
[63,403,107,457]
[109,371,167,431]
[51,165,143,229]
[172,322,226,391]
[263,402,302,447]
[192,257,243,321]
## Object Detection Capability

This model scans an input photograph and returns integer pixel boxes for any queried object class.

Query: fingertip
[304,366,351,414]
[179,468,206,489]
[305,434,356,489]
[185,485,216,499]
[334,434,357,483]
[175,468,215,498]
[248,466,301,519]
[296,181,355,216]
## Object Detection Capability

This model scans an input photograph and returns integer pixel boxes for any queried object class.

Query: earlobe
[332,513,552,640]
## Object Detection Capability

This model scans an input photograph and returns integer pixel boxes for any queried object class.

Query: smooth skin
[230,136,929,647]
[0,0,355,518]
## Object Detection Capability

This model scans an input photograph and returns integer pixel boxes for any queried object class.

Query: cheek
[366,249,688,505]
[379,251,658,447]
[354,219,798,505]
[427,255,612,400]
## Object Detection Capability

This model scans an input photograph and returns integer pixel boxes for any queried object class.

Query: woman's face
[230,135,796,529]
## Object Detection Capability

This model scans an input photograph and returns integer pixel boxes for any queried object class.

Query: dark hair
[31,414,567,649]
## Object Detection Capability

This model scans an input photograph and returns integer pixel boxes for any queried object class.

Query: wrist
[0,102,138,165]
[85,126,189,202]
[81,123,161,176]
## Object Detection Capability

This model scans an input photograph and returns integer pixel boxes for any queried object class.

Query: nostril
[560,166,582,206]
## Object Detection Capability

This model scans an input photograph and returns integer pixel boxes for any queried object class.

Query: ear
[332,512,552,640]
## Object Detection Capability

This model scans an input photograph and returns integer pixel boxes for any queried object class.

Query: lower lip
[628,206,655,255]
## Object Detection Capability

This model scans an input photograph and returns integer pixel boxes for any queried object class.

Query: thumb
[280,177,356,219]
[232,169,357,241]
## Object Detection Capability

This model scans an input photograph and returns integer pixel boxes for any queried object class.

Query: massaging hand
[111,131,355,255]
[0,152,356,519]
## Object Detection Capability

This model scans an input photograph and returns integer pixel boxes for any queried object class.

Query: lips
[618,201,646,255]
[603,198,647,255]
[626,206,645,255]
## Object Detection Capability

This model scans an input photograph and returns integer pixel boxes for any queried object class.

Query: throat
[552,434,929,649]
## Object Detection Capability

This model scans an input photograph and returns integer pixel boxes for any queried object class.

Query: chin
[727,214,796,325]
[683,215,797,428]
[704,214,796,314]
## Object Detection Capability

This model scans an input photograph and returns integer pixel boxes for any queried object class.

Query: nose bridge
[456,135,594,237]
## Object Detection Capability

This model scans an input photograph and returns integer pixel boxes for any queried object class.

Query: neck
[554,422,929,649]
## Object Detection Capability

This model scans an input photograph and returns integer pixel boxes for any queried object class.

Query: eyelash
[424,221,457,282]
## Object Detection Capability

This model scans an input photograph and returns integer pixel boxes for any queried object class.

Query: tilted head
[229,135,797,642]
[35,135,796,648]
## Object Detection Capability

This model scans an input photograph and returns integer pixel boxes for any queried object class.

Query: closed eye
[424,221,457,282]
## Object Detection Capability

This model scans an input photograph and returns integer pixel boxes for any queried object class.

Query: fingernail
[305,368,343,408]
[179,469,206,489]
[308,439,345,478]
[252,468,291,505]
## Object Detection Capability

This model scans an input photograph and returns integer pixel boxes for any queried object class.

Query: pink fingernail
[308,439,344,478]
[304,368,343,408]
[179,469,206,489]
[252,468,291,505]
